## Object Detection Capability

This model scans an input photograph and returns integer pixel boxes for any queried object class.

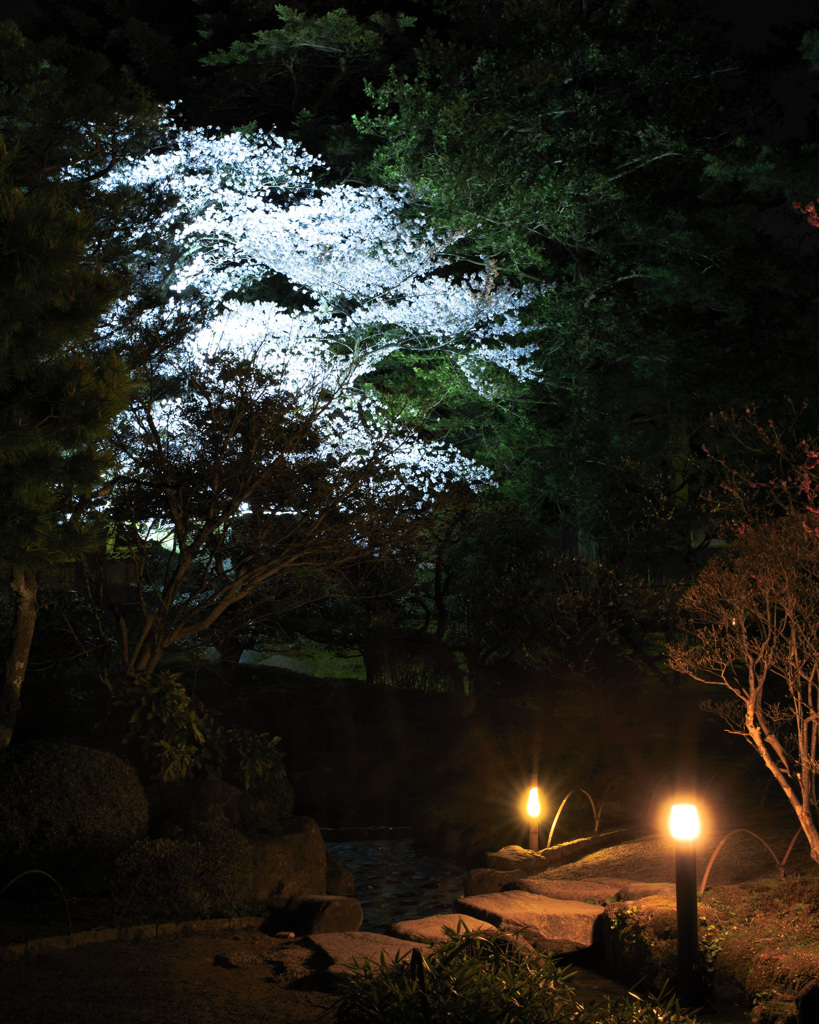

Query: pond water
[323,826,465,933]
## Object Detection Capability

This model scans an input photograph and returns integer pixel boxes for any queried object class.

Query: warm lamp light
[526,778,541,851]
[670,803,699,840]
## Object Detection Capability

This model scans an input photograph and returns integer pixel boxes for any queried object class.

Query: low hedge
[0,742,148,885]
[114,820,254,920]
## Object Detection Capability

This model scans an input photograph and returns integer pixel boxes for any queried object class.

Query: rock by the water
[455,890,606,951]
[308,931,429,976]
[249,816,326,899]
[485,845,548,874]
[325,851,356,896]
[388,914,495,944]
[286,895,364,935]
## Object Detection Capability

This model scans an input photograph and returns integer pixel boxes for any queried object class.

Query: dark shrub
[0,742,148,884]
[113,672,291,809]
[113,820,253,920]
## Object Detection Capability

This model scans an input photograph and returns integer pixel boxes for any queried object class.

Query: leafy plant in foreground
[335,926,697,1024]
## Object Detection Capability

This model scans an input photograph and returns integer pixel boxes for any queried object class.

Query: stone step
[308,930,428,976]
[506,875,675,904]
[388,913,496,944]
[454,890,606,952]
[508,876,632,903]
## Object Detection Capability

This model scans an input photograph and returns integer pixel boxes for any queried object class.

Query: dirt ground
[0,928,340,1024]
[3,820,817,1024]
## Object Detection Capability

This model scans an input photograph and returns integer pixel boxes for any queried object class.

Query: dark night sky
[2,0,818,65]
[709,0,818,47]
[1,0,818,46]
[1,0,817,142]
[1,0,38,21]
[706,0,819,142]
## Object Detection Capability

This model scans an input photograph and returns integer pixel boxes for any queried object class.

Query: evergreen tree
[0,24,160,745]
[356,0,819,548]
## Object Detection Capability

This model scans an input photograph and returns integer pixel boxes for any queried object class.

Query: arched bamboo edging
[699,828,803,893]
[0,869,73,932]
[547,788,602,848]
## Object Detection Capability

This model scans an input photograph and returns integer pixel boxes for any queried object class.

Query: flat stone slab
[454,891,606,951]
[388,914,496,944]
[464,867,528,896]
[308,931,429,976]
[510,876,634,904]
[616,881,676,902]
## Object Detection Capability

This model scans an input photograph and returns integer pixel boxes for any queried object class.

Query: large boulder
[248,816,327,900]
[486,845,549,874]
[308,931,429,977]
[149,779,288,836]
[510,876,634,904]
[617,881,677,902]
[286,895,364,935]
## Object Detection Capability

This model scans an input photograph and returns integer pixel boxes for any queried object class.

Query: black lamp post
[670,803,701,1006]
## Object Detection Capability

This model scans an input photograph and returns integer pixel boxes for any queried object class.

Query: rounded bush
[114,820,254,920]
[0,742,149,878]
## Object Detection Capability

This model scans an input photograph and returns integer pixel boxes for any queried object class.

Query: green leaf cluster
[115,670,289,795]
[356,0,819,535]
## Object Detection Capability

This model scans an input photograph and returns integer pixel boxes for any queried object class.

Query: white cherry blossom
[107,118,547,497]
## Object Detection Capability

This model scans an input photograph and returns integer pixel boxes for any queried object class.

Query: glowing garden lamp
[670,803,700,1006]
[527,779,541,851]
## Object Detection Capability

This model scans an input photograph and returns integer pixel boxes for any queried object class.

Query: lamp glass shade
[670,803,699,840]
[527,786,540,818]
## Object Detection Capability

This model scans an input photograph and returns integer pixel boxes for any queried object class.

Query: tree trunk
[0,567,39,747]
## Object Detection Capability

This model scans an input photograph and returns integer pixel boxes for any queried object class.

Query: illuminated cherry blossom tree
[104,119,544,496]
[89,118,545,675]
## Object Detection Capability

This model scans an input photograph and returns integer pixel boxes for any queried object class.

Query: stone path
[303,857,751,1023]
[316,837,640,974]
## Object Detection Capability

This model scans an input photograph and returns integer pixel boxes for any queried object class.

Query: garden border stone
[0,916,267,960]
